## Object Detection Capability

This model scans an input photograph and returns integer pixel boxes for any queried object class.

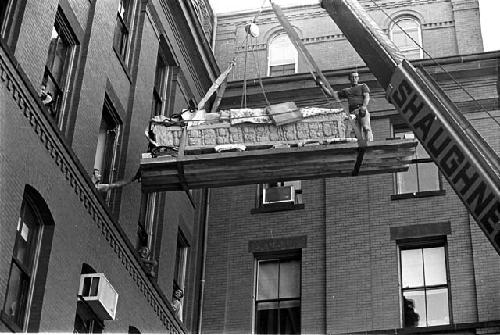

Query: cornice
[0,45,185,333]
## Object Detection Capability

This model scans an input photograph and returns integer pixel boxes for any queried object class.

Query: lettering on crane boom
[389,67,500,252]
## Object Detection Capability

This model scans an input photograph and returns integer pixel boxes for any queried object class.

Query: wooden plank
[140,139,417,191]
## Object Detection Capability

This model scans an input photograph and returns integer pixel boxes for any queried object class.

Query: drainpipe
[197,188,210,333]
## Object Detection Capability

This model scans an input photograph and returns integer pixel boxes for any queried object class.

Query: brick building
[200,0,500,334]
[0,0,217,332]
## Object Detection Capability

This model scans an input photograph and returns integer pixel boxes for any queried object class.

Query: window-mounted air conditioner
[78,273,119,320]
[263,185,295,204]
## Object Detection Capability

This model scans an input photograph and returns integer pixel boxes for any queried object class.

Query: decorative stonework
[151,112,347,150]
[0,48,184,333]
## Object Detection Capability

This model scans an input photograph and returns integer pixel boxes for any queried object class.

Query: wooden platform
[139,139,417,192]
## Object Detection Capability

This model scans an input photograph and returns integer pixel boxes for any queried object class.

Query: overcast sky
[208,0,500,52]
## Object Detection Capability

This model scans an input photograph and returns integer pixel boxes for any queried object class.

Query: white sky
[208,0,500,52]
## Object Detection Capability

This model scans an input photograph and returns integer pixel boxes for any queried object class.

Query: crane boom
[321,0,500,254]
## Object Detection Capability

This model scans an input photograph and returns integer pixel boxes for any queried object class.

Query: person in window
[39,84,54,114]
[137,246,157,278]
[403,297,420,327]
[171,288,184,320]
[318,71,373,141]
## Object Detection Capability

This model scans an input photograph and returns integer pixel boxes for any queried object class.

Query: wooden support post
[352,145,366,176]
[210,80,228,114]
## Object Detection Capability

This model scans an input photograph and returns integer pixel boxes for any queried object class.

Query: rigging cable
[241,34,250,108]
[250,35,271,107]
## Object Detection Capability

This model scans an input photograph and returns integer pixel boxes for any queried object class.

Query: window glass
[268,34,297,77]
[400,244,449,328]
[423,247,447,286]
[417,163,440,192]
[258,261,279,300]
[114,0,135,63]
[255,257,301,334]
[403,290,426,327]
[426,288,449,326]
[394,128,440,195]
[401,249,423,288]
[279,260,300,299]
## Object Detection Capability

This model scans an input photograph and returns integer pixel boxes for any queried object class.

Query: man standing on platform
[338,71,373,141]
[318,71,373,141]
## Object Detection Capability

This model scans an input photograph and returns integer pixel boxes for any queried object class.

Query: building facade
[201,0,500,334]
[0,0,217,332]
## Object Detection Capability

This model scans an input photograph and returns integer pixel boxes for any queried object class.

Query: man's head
[349,72,359,85]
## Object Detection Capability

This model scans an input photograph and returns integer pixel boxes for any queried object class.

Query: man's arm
[361,91,370,111]
[315,78,341,101]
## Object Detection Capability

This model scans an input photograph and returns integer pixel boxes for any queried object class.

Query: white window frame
[267,33,298,77]
[389,16,423,60]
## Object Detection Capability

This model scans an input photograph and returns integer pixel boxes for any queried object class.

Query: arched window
[268,34,297,77]
[389,17,423,59]
[2,186,54,332]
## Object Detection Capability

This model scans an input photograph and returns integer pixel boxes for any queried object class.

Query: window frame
[113,0,137,68]
[389,16,423,60]
[42,7,79,129]
[391,126,444,200]
[398,237,452,328]
[0,0,26,50]
[172,230,189,321]
[136,192,161,279]
[253,252,302,334]
[151,52,177,117]
[267,33,298,77]
[94,95,122,205]
[1,194,44,331]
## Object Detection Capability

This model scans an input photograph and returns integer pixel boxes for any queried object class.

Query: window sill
[391,190,446,201]
[113,47,132,83]
[0,310,23,332]
[251,203,305,214]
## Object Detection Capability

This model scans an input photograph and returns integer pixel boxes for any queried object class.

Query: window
[114,0,136,64]
[137,192,159,278]
[173,231,189,321]
[94,96,121,202]
[255,256,301,334]
[2,187,54,332]
[42,8,78,126]
[268,34,297,77]
[389,17,423,60]
[393,128,440,195]
[400,240,450,327]
[74,264,104,333]
[152,54,166,117]
[151,53,176,117]
[152,45,178,117]
[0,0,26,49]
[0,1,11,38]
[261,180,302,206]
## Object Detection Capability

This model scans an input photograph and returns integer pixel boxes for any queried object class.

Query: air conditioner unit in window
[78,273,119,320]
[263,185,295,204]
